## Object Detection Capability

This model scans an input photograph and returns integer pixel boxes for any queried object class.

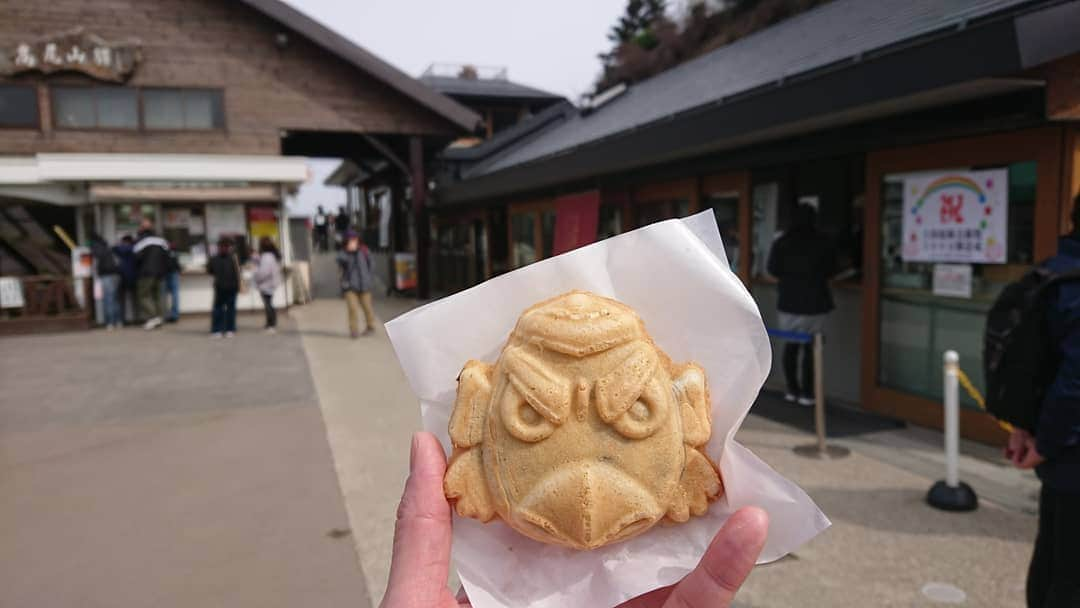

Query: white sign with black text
[932,264,973,299]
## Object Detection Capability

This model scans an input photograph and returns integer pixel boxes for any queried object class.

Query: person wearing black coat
[133,220,170,330]
[206,237,240,338]
[90,233,122,329]
[767,203,837,405]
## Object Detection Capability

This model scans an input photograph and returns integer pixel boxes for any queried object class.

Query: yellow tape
[955,368,1014,433]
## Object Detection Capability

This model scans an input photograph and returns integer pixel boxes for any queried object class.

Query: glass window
[0,85,39,128]
[635,198,690,228]
[707,194,740,274]
[53,86,137,129]
[541,210,556,259]
[877,161,1036,407]
[511,212,536,268]
[143,88,223,130]
[751,182,780,278]
[597,204,622,240]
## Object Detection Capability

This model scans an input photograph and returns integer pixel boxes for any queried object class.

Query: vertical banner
[901,169,1009,263]
[552,190,600,255]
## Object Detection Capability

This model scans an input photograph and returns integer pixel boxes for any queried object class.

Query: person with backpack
[997,193,1080,608]
[337,230,376,338]
[90,233,122,330]
[113,234,137,325]
[206,236,240,338]
[767,203,837,406]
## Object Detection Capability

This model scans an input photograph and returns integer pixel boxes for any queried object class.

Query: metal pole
[813,332,826,454]
[943,350,960,488]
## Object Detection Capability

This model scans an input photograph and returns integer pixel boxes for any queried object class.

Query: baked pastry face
[444,291,722,550]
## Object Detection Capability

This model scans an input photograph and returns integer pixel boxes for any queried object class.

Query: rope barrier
[954,367,1014,433]
[766,328,814,344]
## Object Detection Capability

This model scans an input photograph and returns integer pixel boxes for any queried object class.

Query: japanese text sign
[0,27,140,83]
[901,169,1008,264]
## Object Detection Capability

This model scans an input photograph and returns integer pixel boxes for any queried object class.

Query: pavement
[0,255,1044,607]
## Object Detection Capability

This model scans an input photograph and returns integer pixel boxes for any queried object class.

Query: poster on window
[205,204,246,254]
[901,169,1008,264]
[247,206,280,246]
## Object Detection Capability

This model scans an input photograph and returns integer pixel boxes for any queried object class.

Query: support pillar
[410,136,430,299]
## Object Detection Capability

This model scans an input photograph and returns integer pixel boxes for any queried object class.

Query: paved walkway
[0,314,368,608]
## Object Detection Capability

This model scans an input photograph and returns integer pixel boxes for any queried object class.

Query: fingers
[661,507,769,608]
[381,432,453,608]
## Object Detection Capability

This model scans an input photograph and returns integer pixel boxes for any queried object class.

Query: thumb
[381,432,453,608]
[662,507,769,608]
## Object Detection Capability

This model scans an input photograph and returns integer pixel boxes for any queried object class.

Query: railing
[0,275,92,321]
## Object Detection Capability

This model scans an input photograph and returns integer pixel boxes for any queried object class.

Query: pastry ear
[445,448,496,522]
[673,364,711,447]
[449,360,493,448]
[665,446,722,523]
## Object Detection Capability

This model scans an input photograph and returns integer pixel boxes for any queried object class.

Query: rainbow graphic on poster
[901,169,1008,264]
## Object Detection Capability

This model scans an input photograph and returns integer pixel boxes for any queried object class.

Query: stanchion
[767,329,850,460]
[926,350,978,511]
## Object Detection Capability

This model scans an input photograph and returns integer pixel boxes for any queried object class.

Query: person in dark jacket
[133,219,170,330]
[337,230,376,338]
[90,233,122,330]
[766,203,836,406]
[163,247,182,323]
[206,237,240,338]
[113,235,137,324]
[1009,192,1080,607]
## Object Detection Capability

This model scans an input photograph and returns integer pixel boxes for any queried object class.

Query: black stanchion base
[792,444,851,459]
[926,480,978,512]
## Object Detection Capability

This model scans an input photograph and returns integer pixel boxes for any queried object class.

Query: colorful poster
[901,169,1008,264]
[552,190,600,255]
[394,252,417,290]
[247,206,280,245]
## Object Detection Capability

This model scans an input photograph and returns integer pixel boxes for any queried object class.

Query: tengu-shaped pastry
[444,291,722,550]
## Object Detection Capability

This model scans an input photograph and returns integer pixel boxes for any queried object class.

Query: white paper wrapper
[386,211,830,608]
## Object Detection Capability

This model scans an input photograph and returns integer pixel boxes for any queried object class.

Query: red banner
[552,190,600,256]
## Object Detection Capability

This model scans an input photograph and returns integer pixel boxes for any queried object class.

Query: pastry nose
[516,461,661,549]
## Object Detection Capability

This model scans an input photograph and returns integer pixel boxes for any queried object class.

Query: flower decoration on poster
[901,169,1008,264]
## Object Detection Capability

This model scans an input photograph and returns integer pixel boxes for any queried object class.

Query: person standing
[1008,193,1080,607]
[163,246,181,323]
[90,233,122,330]
[314,205,329,252]
[113,234,136,325]
[334,205,350,251]
[767,203,836,406]
[337,230,376,338]
[206,237,240,338]
[133,219,170,330]
[253,237,282,333]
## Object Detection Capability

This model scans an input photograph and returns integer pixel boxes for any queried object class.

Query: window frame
[0,83,41,130]
[49,85,225,133]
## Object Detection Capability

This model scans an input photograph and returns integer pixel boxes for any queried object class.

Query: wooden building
[431,0,1080,442]
[0,0,478,331]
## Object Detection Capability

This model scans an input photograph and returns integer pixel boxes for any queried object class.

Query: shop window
[0,84,39,128]
[635,198,690,229]
[162,206,208,270]
[597,204,622,240]
[53,86,137,129]
[510,212,536,268]
[540,210,556,259]
[143,88,224,130]
[114,203,156,238]
[706,193,740,274]
[877,161,1036,406]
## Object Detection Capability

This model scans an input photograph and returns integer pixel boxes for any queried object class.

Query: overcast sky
[284,0,628,216]
[283,0,627,101]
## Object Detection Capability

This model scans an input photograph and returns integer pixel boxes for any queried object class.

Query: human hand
[1004,428,1031,463]
[1014,436,1045,469]
[380,432,769,608]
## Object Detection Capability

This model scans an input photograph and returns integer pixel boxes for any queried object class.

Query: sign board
[932,264,973,299]
[553,191,600,255]
[901,169,1008,264]
[0,27,141,82]
[71,246,92,279]
[247,206,280,245]
[394,253,417,291]
[0,277,24,308]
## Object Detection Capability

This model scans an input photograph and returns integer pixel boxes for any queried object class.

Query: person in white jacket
[253,237,282,333]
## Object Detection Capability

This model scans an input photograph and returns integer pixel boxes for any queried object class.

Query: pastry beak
[516,461,661,549]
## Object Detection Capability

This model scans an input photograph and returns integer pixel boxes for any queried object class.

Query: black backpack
[984,266,1080,432]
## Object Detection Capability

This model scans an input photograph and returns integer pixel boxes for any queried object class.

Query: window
[53,86,137,129]
[510,212,536,268]
[50,86,222,130]
[143,88,223,130]
[597,204,622,240]
[0,85,39,128]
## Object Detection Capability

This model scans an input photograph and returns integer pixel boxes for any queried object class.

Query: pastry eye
[502,383,556,443]
[610,380,668,439]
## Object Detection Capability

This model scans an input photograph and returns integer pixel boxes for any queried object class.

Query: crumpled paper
[385,210,829,608]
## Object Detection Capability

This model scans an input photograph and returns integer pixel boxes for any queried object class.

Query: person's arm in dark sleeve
[1037,322,1080,460]
[766,240,783,278]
